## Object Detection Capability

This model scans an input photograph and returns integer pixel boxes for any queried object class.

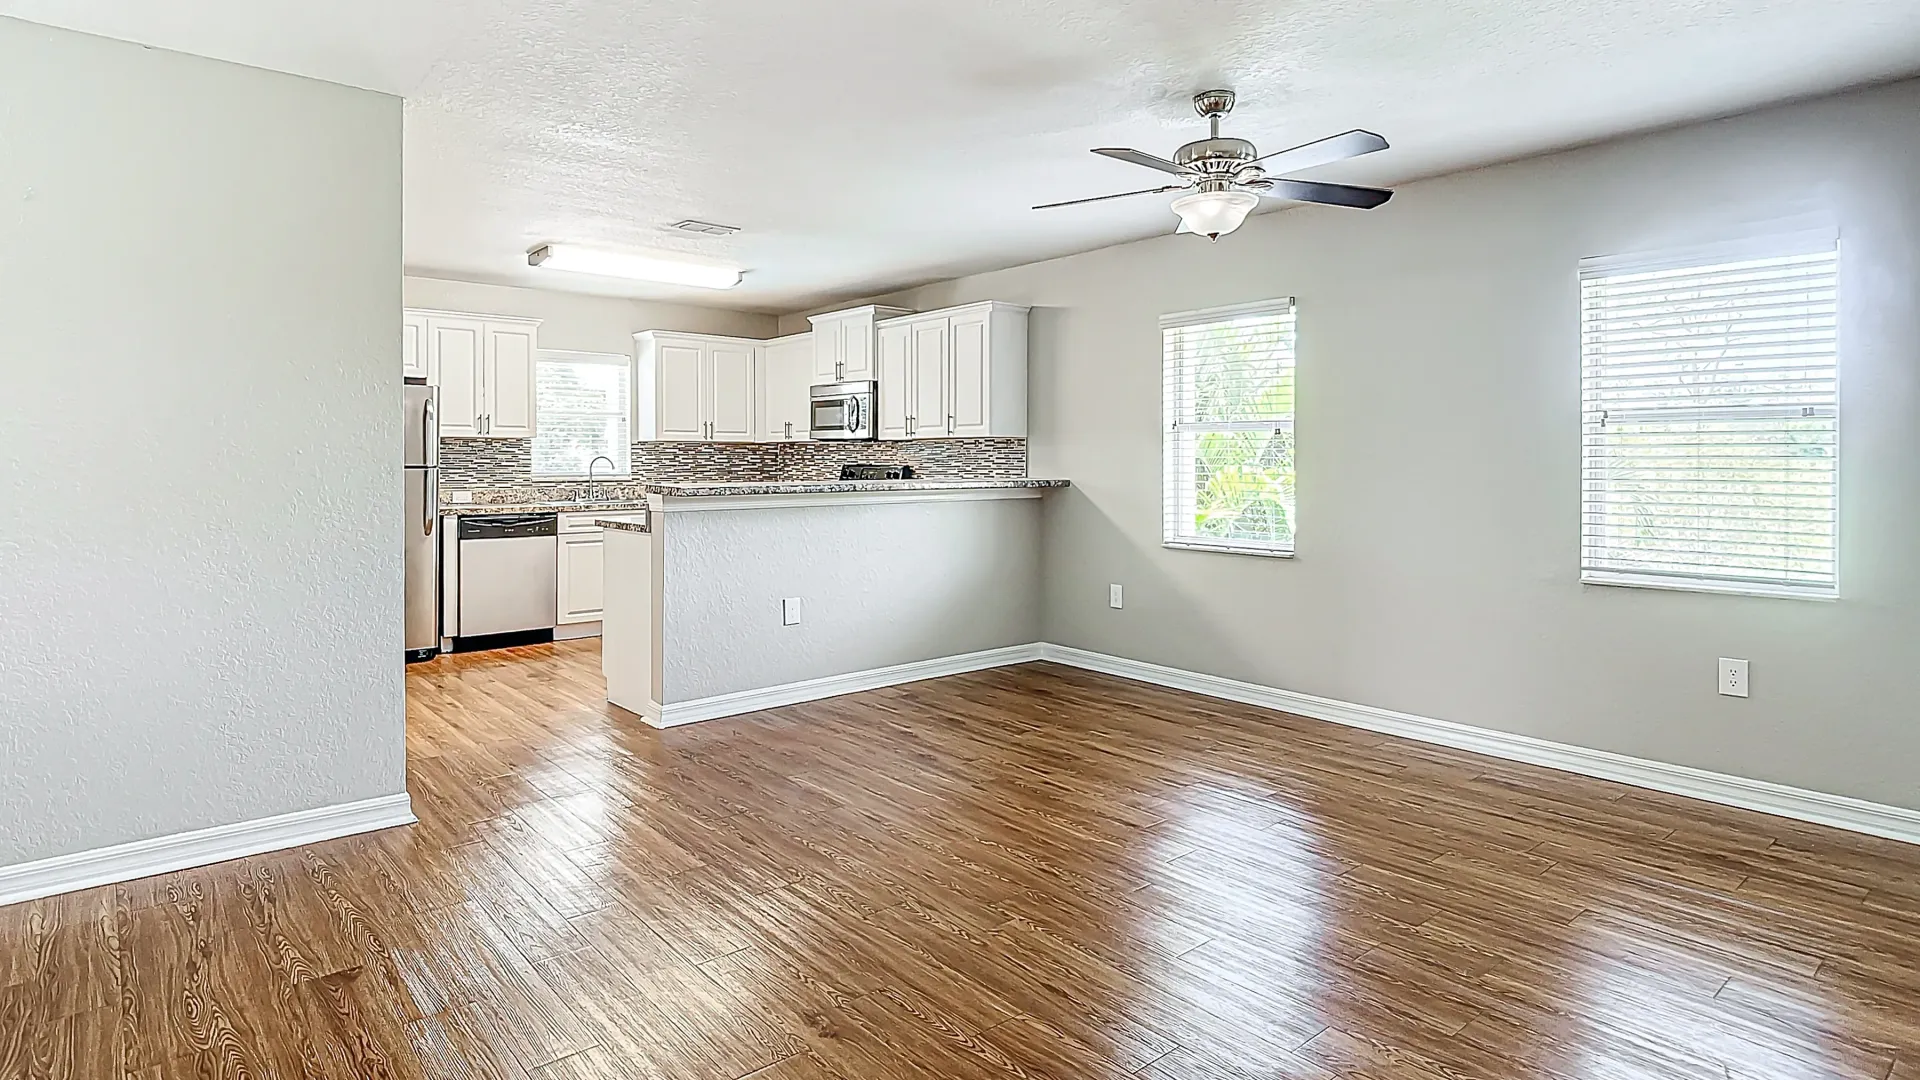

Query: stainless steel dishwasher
[455,514,559,641]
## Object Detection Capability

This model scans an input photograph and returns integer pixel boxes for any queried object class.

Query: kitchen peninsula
[599,478,1068,726]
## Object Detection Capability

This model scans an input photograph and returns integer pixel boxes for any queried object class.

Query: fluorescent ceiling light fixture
[1171,189,1259,241]
[527,244,743,289]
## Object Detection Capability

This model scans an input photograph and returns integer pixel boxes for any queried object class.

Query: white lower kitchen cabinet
[875,301,1028,439]
[558,530,607,624]
[556,512,645,625]
[759,333,813,441]
[636,331,760,442]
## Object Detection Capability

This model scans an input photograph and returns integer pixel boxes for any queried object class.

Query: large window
[533,350,631,478]
[1579,237,1839,599]
[1162,299,1297,556]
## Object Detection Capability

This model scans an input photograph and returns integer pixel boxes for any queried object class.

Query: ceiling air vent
[666,219,740,237]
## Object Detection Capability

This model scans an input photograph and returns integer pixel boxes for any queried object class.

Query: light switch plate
[782,597,802,626]
[1719,657,1749,698]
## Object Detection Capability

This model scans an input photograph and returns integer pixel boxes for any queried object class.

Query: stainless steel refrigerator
[403,382,440,662]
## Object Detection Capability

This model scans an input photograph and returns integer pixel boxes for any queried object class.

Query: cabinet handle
[948,413,955,435]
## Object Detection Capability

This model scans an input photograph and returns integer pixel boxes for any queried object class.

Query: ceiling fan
[1035,89,1394,240]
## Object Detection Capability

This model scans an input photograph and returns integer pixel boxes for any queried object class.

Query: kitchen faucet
[587,455,616,499]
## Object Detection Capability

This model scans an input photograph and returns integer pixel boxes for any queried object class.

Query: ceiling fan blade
[1033,184,1186,211]
[1248,130,1389,174]
[1258,179,1394,209]
[1091,148,1195,177]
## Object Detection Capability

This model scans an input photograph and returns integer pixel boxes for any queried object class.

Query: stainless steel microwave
[809,380,876,440]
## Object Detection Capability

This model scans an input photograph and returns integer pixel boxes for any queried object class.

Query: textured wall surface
[877,80,1920,812]
[659,498,1042,701]
[0,21,405,865]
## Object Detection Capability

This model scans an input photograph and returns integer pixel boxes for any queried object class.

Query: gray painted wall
[404,276,779,353]
[872,79,1920,811]
[659,497,1043,701]
[0,19,406,865]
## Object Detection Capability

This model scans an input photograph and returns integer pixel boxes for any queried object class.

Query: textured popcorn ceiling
[6,0,1917,311]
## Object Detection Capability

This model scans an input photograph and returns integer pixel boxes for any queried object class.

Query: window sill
[1580,571,1836,602]
[1164,540,1295,559]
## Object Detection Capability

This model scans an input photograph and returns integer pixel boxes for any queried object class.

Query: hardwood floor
[5,639,1920,1078]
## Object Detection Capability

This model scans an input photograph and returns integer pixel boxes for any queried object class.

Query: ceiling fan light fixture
[1170,189,1259,241]
[527,244,743,289]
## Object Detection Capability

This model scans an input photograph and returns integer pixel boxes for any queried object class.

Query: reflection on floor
[5,638,1920,1078]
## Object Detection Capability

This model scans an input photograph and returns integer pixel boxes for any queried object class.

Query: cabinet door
[656,341,706,440]
[842,318,874,381]
[558,531,606,624]
[811,320,842,383]
[708,343,756,441]
[876,323,911,441]
[909,318,949,440]
[402,313,428,380]
[430,317,484,436]
[484,322,538,438]
[947,310,991,437]
[761,336,812,441]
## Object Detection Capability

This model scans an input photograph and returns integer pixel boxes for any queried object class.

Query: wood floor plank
[2,639,1918,1079]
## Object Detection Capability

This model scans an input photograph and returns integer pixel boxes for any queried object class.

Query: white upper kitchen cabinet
[654,338,705,441]
[409,309,542,438]
[808,305,912,385]
[426,314,484,437]
[876,324,910,441]
[484,321,538,438]
[759,333,814,442]
[402,312,428,380]
[635,331,761,442]
[875,301,1028,440]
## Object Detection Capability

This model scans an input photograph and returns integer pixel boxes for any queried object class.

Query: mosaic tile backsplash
[439,437,1028,494]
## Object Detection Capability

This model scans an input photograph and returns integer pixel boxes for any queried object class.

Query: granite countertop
[644,478,1072,497]
[594,518,652,534]
[438,499,652,517]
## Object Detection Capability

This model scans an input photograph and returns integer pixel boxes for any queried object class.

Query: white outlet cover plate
[1719,657,1750,698]
[1108,584,1123,609]
[782,597,801,626]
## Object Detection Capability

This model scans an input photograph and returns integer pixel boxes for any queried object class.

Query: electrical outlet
[1108,583,1123,609]
[781,597,802,626]
[1719,658,1749,698]
[446,490,474,504]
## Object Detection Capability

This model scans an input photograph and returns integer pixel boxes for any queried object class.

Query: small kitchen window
[533,350,631,478]
[1162,299,1298,557]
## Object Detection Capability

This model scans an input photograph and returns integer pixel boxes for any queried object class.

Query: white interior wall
[862,78,1920,812]
[659,497,1043,701]
[0,18,406,866]
[404,276,779,353]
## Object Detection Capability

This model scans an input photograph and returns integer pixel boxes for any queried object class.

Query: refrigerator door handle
[424,477,436,537]
[422,395,437,465]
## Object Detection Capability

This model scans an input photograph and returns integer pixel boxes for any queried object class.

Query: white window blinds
[533,351,631,479]
[1162,299,1297,556]
[1579,238,1839,598]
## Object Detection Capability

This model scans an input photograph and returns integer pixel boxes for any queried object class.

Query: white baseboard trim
[0,793,416,908]
[1037,644,1920,847]
[654,643,1046,728]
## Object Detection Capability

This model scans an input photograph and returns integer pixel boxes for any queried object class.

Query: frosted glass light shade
[528,244,742,289]
[1170,190,1259,240]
